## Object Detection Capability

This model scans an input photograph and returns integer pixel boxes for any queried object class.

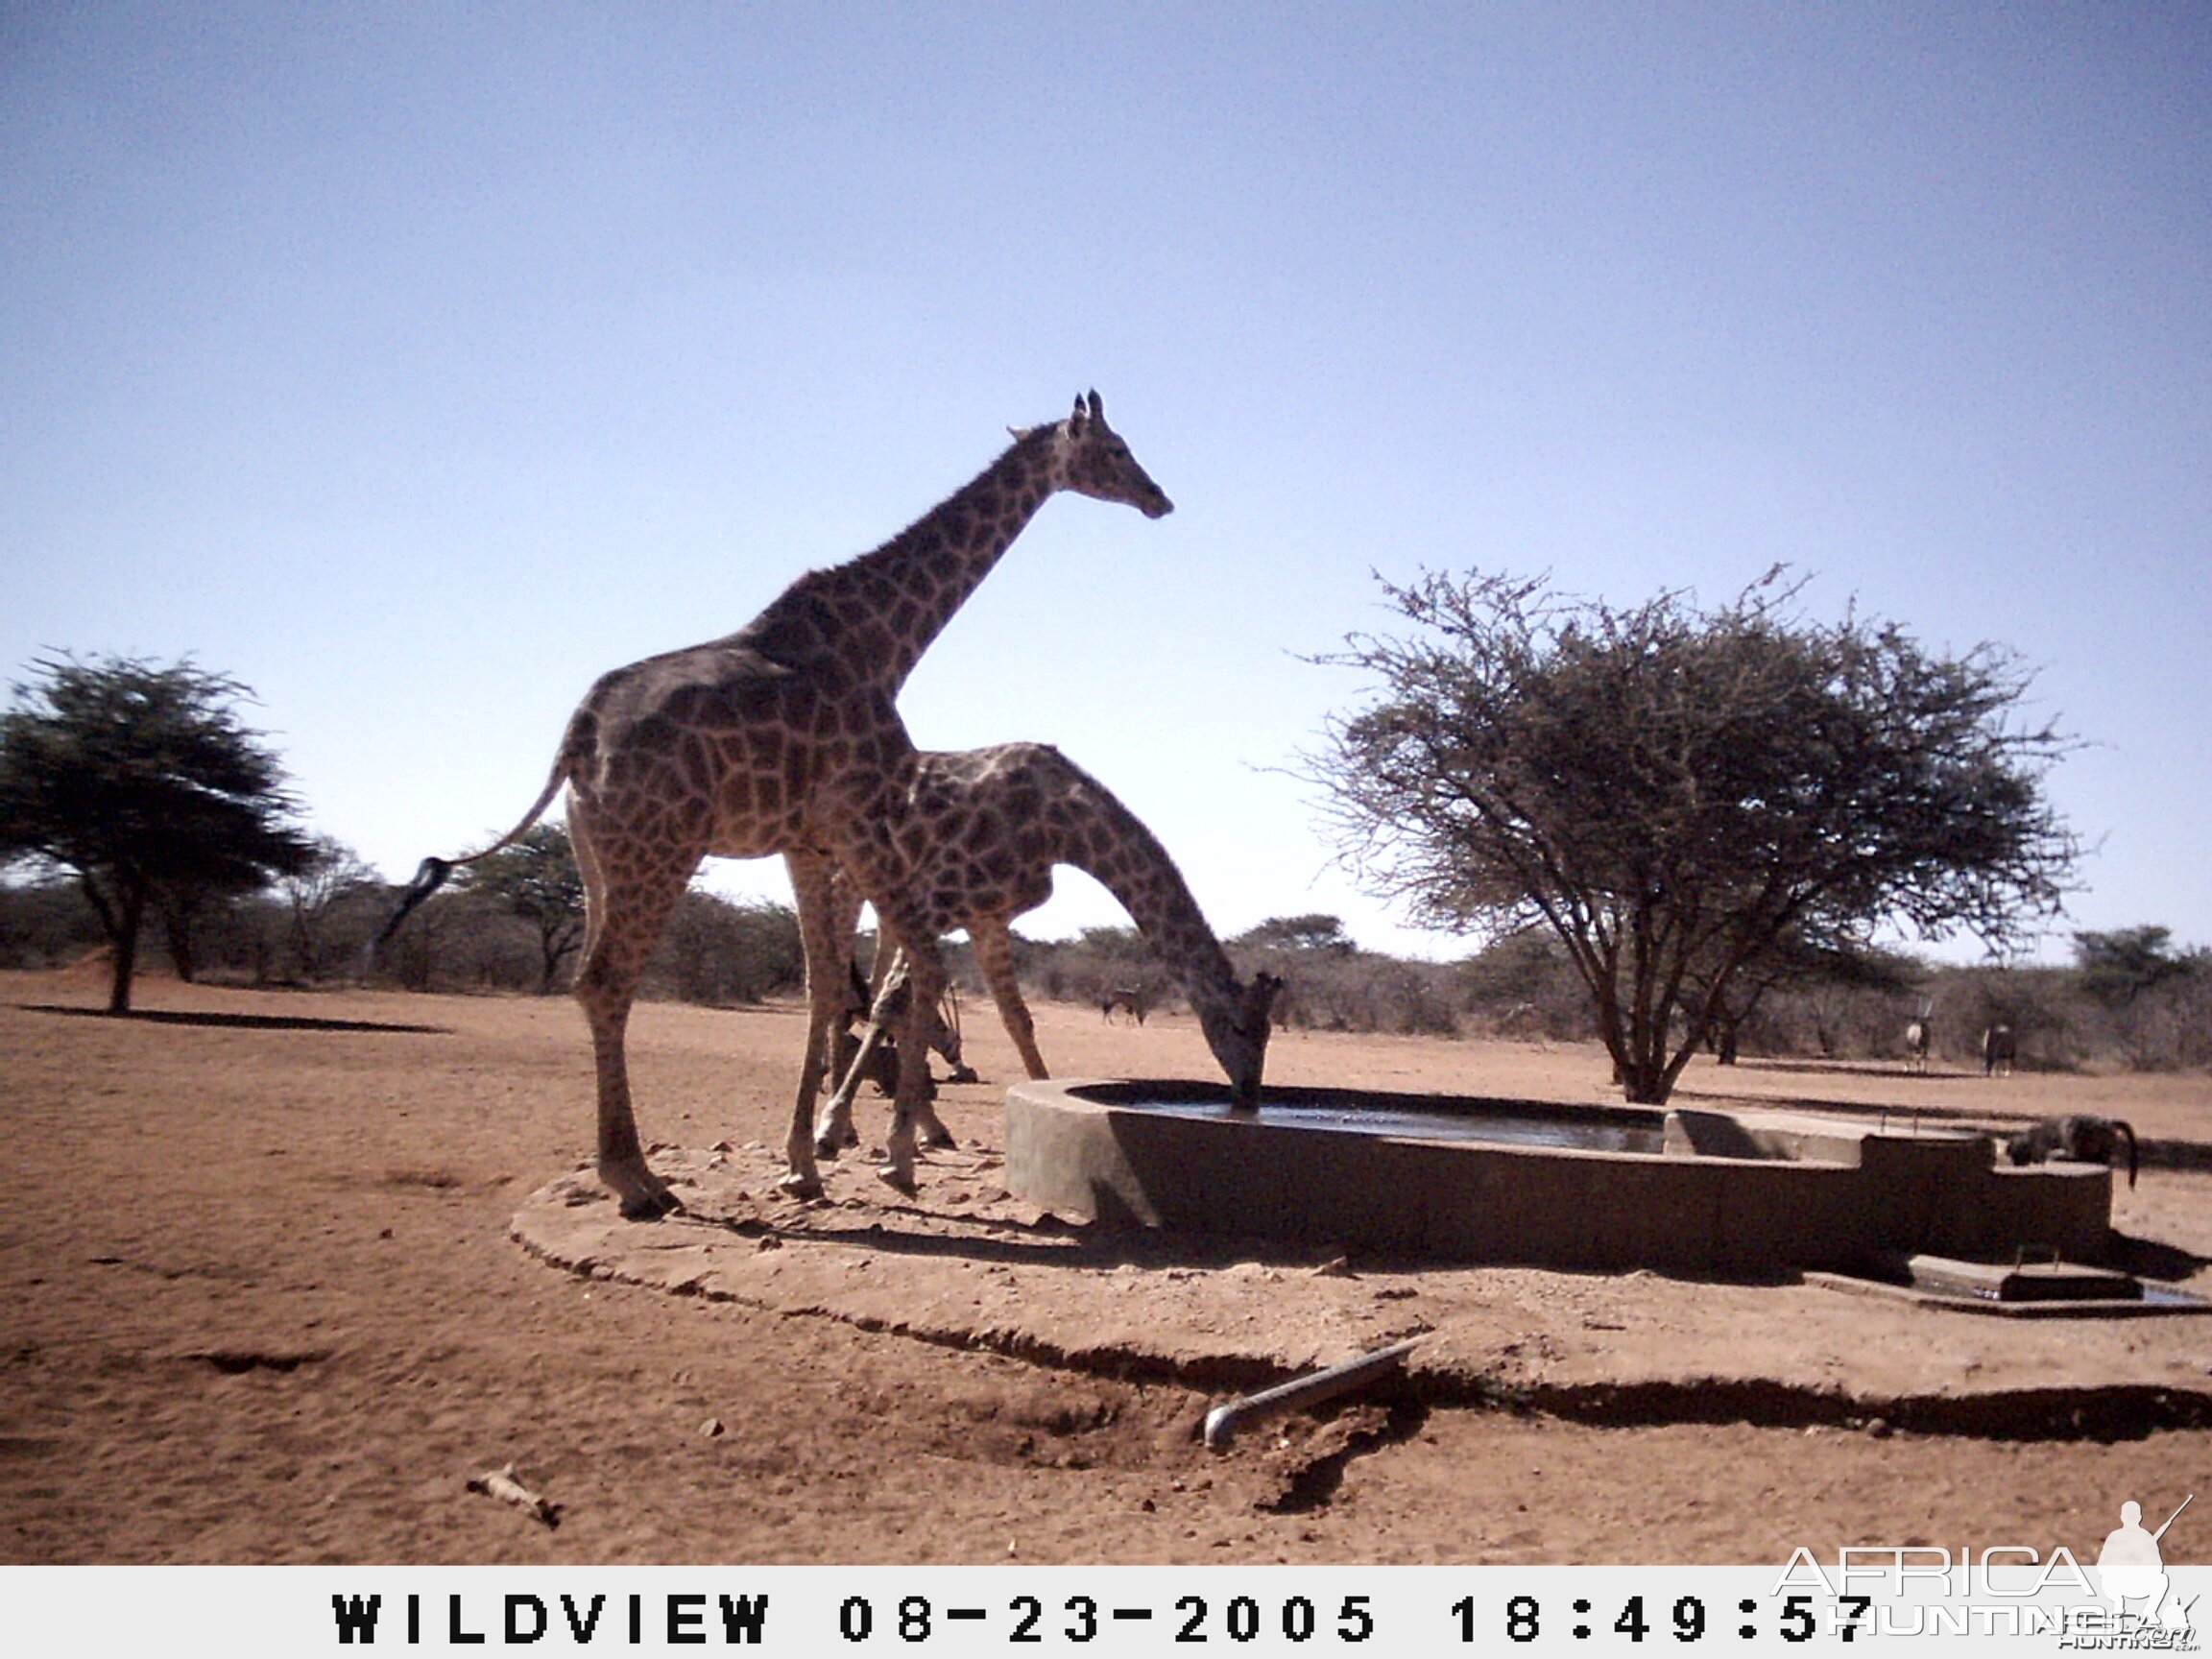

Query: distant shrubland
[0,858,805,1006]
[4,873,2204,1073]
[1007,915,2212,1074]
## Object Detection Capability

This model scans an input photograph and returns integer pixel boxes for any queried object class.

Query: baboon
[2005,1114,2138,1188]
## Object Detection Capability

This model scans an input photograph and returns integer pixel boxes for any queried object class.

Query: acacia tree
[453,821,586,993]
[1233,914,1358,954]
[0,655,317,1012]
[2072,926,2193,1008]
[1304,570,2080,1103]
[276,834,384,981]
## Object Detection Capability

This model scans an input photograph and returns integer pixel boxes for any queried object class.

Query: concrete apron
[512,1143,2212,1438]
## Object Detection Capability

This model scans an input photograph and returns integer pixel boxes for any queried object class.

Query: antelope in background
[1102,986,1150,1025]
[1903,997,1933,1073]
[1983,1022,2017,1076]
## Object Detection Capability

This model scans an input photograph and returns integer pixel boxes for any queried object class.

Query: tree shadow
[2106,1230,2212,1284]
[2129,1138,2212,1174]
[17,1002,449,1036]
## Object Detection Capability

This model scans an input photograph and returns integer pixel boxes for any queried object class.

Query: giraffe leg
[915,1077,958,1150]
[814,1042,856,1156]
[813,1017,885,1158]
[826,1024,868,1139]
[815,944,902,1158]
[974,919,1048,1080]
[807,865,871,1159]
[816,949,954,1155]
[570,834,694,1221]
[778,851,844,1199]
[873,924,946,1195]
[883,950,956,1148]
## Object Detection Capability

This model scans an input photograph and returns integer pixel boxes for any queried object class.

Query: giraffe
[808,742,1283,1166]
[380,394,1171,1215]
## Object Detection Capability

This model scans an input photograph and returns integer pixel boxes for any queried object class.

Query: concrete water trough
[1002,1078,2113,1276]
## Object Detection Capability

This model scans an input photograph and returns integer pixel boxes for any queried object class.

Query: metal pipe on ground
[1202,1337,1424,1451]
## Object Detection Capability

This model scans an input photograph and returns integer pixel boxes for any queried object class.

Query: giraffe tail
[362,756,571,970]
[372,856,458,949]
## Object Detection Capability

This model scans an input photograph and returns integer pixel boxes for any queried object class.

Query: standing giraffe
[382,395,1171,1214]
[809,742,1283,1163]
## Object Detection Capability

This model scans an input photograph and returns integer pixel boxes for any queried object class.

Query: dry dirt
[3,963,2210,1566]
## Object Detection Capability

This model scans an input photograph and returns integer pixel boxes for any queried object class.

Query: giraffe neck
[733,425,1060,696]
[1050,766,1242,1021]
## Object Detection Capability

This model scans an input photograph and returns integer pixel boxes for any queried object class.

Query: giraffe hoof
[776,1171,825,1201]
[601,1161,683,1220]
[875,1165,920,1197]
[813,1135,844,1162]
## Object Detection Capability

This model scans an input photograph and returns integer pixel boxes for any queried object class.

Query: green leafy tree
[2072,926,2192,1008]
[1074,924,1144,955]
[1304,570,2080,1103]
[652,887,805,1005]
[454,821,587,993]
[0,655,316,1012]
[1233,914,1358,954]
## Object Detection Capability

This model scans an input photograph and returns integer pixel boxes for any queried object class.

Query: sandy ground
[3,964,2210,1565]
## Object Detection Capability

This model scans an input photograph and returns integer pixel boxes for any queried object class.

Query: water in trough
[1121,1092,1664,1154]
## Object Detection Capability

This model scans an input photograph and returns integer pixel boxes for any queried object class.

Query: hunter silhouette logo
[2097,1494,2194,1632]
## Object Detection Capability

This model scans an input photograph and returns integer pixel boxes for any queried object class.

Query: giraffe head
[1199,971,1284,1110]
[1047,390,1174,518]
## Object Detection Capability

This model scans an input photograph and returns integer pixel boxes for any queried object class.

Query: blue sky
[5,4,2207,964]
